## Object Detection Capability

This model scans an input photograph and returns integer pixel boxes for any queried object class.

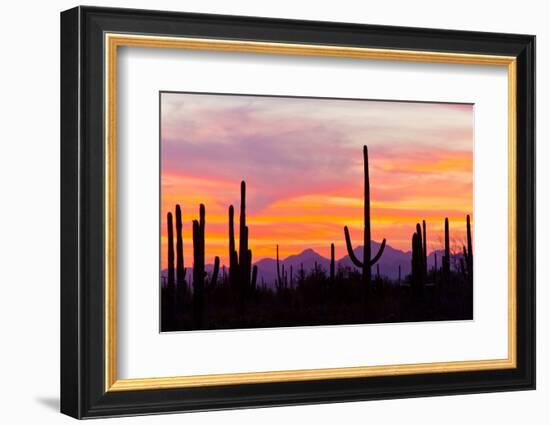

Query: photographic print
[160,92,474,332]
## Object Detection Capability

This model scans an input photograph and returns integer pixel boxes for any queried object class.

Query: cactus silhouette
[251,265,258,291]
[228,205,237,290]
[175,205,186,290]
[239,181,250,286]
[210,256,220,287]
[228,181,258,301]
[443,217,450,280]
[191,207,205,328]
[411,231,423,292]
[422,220,427,280]
[465,214,473,283]
[191,204,220,328]
[167,212,175,291]
[412,222,427,290]
[343,146,386,291]
[416,222,426,287]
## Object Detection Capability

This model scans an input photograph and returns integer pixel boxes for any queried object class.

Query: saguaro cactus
[228,181,258,300]
[167,212,175,291]
[422,220,428,279]
[175,205,186,290]
[415,222,426,287]
[343,145,386,291]
[228,205,237,290]
[442,217,451,281]
[239,181,250,286]
[411,232,423,292]
[210,256,220,287]
[192,204,220,328]
[191,207,205,328]
[251,266,258,291]
[465,214,473,283]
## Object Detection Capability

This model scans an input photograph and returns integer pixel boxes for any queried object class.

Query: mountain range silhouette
[161,241,462,287]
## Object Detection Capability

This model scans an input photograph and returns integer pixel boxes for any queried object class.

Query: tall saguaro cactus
[167,212,175,291]
[228,181,258,302]
[228,205,237,290]
[175,205,186,290]
[192,204,220,328]
[412,223,426,290]
[192,205,205,328]
[239,181,251,286]
[416,220,428,286]
[411,232,423,292]
[343,145,386,291]
[443,217,451,281]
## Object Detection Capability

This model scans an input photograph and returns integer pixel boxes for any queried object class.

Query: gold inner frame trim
[104,33,517,392]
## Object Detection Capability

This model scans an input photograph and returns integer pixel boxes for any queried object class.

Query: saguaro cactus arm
[370,239,386,266]
[344,226,386,267]
[343,226,363,268]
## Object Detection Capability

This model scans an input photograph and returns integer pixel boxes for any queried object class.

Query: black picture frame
[61,5,535,419]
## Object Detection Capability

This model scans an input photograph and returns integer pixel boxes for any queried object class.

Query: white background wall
[0,0,545,423]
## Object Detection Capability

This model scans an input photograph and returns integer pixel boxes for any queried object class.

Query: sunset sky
[160,92,473,269]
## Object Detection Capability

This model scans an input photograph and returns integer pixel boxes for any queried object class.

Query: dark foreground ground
[160,269,473,332]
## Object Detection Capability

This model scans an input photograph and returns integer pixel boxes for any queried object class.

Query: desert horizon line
[160,240,471,270]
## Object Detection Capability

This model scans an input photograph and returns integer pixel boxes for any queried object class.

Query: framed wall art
[60,6,535,419]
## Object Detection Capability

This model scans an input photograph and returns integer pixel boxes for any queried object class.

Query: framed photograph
[60,6,535,419]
